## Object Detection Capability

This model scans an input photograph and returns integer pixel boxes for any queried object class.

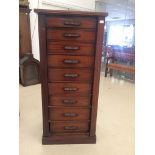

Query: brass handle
[64,73,79,78]
[64,33,80,38]
[63,87,78,91]
[64,126,78,130]
[62,99,77,104]
[64,21,81,26]
[63,59,80,64]
[63,113,78,117]
[64,46,80,50]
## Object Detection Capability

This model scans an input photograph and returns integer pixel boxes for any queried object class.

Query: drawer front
[48,83,91,96]
[48,55,94,68]
[49,96,91,107]
[47,29,95,42]
[47,41,95,56]
[46,17,96,29]
[49,108,90,121]
[50,122,89,133]
[48,68,93,82]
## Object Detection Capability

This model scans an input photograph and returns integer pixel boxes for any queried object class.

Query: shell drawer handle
[63,59,80,64]
[64,126,78,130]
[64,33,80,38]
[62,99,77,104]
[64,46,80,50]
[63,113,78,117]
[64,21,81,26]
[63,87,78,91]
[64,73,79,78]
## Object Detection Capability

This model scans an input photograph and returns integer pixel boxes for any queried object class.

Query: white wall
[42,0,95,10]
[28,0,95,60]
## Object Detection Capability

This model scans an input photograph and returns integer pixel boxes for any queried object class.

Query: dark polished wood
[48,55,94,68]
[49,107,90,121]
[90,17,105,136]
[35,9,107,144]
[48,83,92,96]
[47,29,96,42]
[49,96,91,107]
[50,121,89,133]
[47,41,95,56]
[48,68,93,82]
[38,14,49,136]
[19,5,32,58]
[34,9,108,17]
[47,17,96,29]
[42,134,96,144]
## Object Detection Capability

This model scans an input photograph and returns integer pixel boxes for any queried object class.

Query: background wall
[28,0,96,60]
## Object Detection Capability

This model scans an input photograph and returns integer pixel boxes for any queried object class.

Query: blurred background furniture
[104,45,135,77]
[19,53,40,86]
[19,1,40,86]
[19,0,32,58]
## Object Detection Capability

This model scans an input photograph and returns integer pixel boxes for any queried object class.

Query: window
[107,24,134,47]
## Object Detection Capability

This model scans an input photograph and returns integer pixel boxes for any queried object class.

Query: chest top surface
[34,9,108,17]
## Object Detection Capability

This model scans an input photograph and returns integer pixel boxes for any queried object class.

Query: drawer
[47,41,95,56]
[49,107,90,121]
[50,121,89,133]
[48,68,93,82]
[48,55,94,68]
[47,29,95,42]
[48,83,91,96]
[49,96,91,107]
[46,17,96,29]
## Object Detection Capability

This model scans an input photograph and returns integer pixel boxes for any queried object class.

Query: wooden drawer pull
[62,99,77,104]
[64,33,80,38]
[64,21,81,26]
[63,113,78,117]
[64,73,79,78]
[63,59,80,64]
[64,46,80,50]
[64,126,78,130]
[63,87,78,91]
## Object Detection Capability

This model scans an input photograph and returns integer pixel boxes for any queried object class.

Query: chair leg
[110,69,113,76]
[105,65,108,77]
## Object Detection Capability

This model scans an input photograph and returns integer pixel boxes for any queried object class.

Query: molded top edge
[34,9,108,17]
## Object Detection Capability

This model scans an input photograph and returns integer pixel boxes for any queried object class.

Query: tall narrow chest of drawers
[35,9,108,144]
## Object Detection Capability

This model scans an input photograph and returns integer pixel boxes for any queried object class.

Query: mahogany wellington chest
[34,9,108,144]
